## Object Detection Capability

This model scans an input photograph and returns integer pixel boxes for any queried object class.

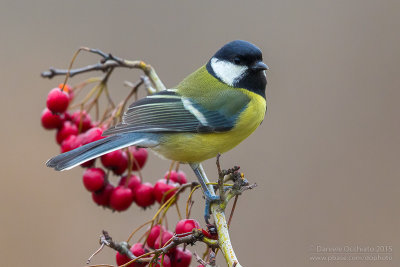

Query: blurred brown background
[1,0,399,266]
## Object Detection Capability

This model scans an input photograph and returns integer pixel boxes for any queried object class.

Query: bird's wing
[102,90,249,135]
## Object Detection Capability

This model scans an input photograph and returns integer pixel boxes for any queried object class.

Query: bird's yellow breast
[153,89,266,163]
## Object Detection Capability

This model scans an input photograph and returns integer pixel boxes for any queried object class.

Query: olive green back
[176,65,250,117]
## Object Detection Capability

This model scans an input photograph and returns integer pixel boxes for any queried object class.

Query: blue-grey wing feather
[102,91,246,136]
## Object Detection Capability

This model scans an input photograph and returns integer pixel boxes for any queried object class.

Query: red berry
[58,83,74,100]
[63,111,72,121]
[134,182,155,208]
[110,186,134,211]
[146,224,165,248]
[116,243,148,267]
[92,183,114,206]
[175,219,200,236]
[56,121,78,145]
[154,231,174,249]
[130,243,146,257]
[130,243,148,267]
[80,159,95,168]
[116,251,132,267]
[71,110,92,132]
[82,168,105,192]
[164,170,187,185]
[41,108,64,129]
[46,88,70,113]
[101,150,128,175]
[80,127,104,144]
[171,247,192,267]
[73,127,104,168]
[119,174,141,193]
[154,254,171,267]
[128,147,148,171]
[62,132,97,167]
[154,179,179,204]
[60,135,81,153]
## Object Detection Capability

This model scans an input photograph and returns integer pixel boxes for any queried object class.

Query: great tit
[47,40,269,220]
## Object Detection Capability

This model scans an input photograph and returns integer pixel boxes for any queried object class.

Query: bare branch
[41,48,166,91]
[98,229,218,265]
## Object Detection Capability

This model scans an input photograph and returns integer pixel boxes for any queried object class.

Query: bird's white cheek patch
[210,58,247,86]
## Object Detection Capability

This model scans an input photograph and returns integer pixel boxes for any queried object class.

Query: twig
[165,161,175,183]
[141,75,157,94]
[101,230,137,260]
[126,220,153,243]
[142,182,196,246]
[100,229,218,266]
[86,236,107,264]
[224,183,257,205]
[175,201,182,221]
[216,154,226,203]
[216,153,222,175]
[41,47,166,92]
[209,251,217,267]
[209,156,256,267]
[227,195,239,229]
[194,252,208,265]
[194,251,216,267]
[117,79,143,121]
[186,185,201,218]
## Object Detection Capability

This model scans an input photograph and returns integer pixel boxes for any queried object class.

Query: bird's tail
[46,133,158,171]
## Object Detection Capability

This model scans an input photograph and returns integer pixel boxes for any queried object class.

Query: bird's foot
[204,194,220,224]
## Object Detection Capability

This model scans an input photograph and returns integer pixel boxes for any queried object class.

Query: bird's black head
[206,40,268,98]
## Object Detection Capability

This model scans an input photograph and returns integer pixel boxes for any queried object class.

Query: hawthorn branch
[101,230,137,260]
[159,229,218,253]
[209,158,257,267]
[96,229,218,265]
[41,47,166,92]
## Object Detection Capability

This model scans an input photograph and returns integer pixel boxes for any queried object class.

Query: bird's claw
[204,194,220,223]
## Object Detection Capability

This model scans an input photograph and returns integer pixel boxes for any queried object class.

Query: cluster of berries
[116,219,210,267]
[41,84,188,211]
[86,169,187,211]
[41,84,217,266]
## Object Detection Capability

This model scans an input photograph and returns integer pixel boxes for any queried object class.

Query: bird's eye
[233,57,241,64]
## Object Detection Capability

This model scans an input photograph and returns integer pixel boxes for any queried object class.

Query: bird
[46,40,269,221]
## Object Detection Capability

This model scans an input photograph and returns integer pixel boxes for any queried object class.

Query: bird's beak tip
[252,61,269,71]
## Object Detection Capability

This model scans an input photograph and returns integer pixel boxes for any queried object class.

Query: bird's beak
[251,61,269,71]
